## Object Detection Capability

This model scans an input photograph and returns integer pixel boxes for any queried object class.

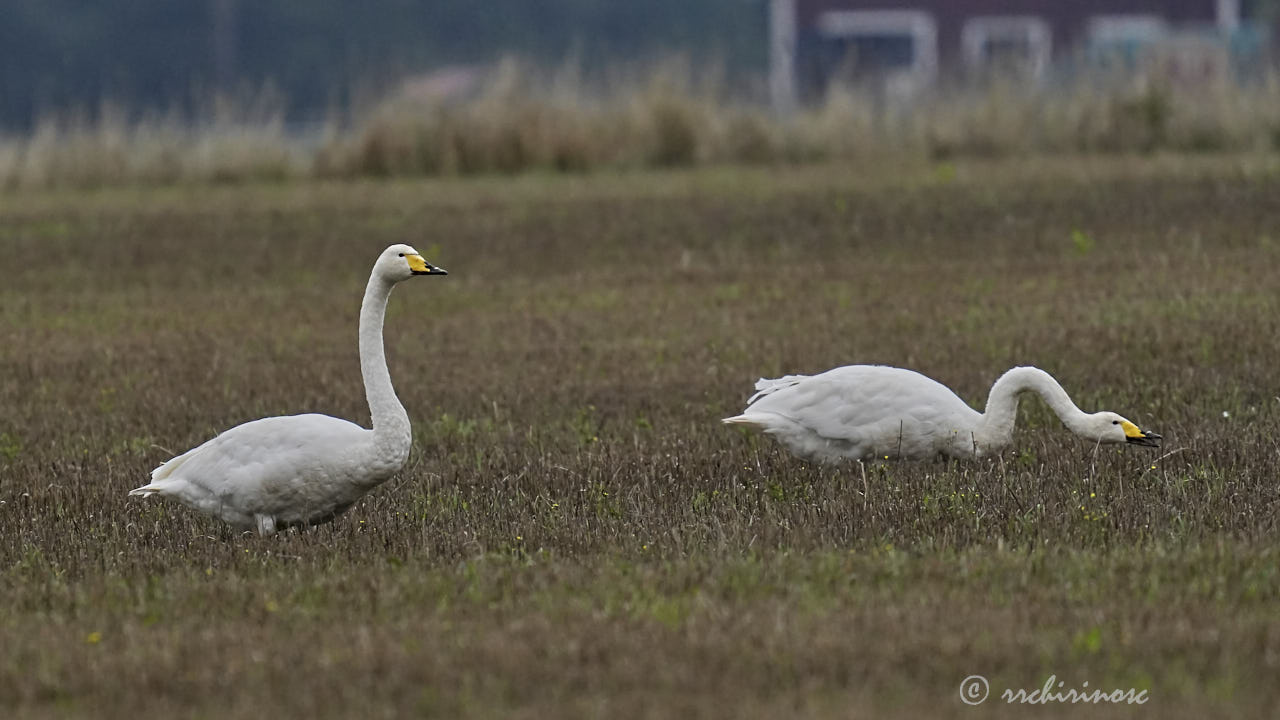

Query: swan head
[378,244,447,282]
[1086,412,1161,448]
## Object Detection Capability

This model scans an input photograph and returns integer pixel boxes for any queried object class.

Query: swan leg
[255,514,277,537]
[858,460,869,511]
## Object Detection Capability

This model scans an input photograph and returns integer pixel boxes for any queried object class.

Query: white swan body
[130,244,447,535]
[723,365,1160,462]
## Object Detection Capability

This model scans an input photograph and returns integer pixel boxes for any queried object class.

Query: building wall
[772,0,1239,107]
[792,0,1225,66]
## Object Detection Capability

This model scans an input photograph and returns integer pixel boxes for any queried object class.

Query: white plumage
[130,244,447,535]
[723,365,1160,462]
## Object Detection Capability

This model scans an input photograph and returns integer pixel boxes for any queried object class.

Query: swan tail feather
[130,446,200,497]
[721,413,773,430]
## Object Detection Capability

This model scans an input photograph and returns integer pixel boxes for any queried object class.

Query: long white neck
[975,367,1091,451]
[359,271,411,463]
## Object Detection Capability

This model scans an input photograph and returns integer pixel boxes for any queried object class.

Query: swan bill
[1121,420,1161,448]
[407,254,447,275]
[1125,431,1161,448]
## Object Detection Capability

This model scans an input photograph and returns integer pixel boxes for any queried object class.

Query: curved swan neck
[359,272,410,451]
[976,367,1089,448]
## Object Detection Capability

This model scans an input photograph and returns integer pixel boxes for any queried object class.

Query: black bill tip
[1126,431,1162,448]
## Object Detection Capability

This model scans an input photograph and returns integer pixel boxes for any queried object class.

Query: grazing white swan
[723,365,1160,462]
[130,244,447,535]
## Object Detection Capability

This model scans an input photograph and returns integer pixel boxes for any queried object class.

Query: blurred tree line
[0,0,768,130]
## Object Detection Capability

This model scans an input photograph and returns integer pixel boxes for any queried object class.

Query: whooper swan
[723,365,1161,462]
[130,244,447,535]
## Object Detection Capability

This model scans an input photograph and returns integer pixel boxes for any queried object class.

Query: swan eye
[398,253,405,257]
[1112,420,1120,425]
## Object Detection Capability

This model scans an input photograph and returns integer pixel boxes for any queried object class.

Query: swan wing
[132,414,382,528]
[748,374,811,404]
[737,365,979,459]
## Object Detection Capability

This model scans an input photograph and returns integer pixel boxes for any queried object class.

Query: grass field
[2,156,1280,718]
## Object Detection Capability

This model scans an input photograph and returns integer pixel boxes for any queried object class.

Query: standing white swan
[130,244,447,535]
[723,365,1160,462]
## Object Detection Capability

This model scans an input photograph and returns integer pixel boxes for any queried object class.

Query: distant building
[770,0,1258,109]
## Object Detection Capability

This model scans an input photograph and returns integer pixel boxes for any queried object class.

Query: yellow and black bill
[407,255,447,276]
[1122,420,1161,448]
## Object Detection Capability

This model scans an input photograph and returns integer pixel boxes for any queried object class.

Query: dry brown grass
[3,61,1278,189]
[0,93,303,190]
[2,156,1280,717]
